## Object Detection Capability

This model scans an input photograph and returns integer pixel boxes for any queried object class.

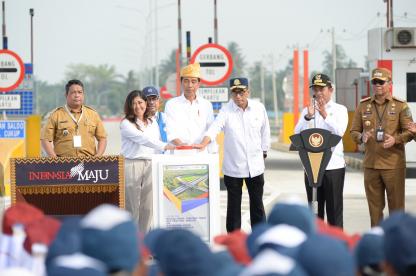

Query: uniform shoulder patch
[51,106,64,113]
[392,96,405,103]
[83,105,97,112]
[360,97,371,102]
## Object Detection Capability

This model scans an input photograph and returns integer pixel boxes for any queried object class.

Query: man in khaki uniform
[350,68,414,226]
[41,79,107,157]
[409,122,416,138]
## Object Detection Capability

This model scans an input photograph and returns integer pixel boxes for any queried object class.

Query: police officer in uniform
[408,121,416,138]
[350,68,414,226]
[41,79,107,157]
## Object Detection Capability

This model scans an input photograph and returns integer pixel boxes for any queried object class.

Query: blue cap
[144,228,167,254]
[256,224,307,258]
[379,210,410,231]
[267,201,315,235]
[240,249,307,276]
[46,217,82,266]
[47,253,107,276]
[384,213,416,274]
[246,223,271,258]
[354,227,385,268]
[230,78,248,90]
[143,86,159,98]
[80,204,140,272]
[212,251,244,276]
[148,263,162,276]
[152,229,216,276]
[296,234,355,276]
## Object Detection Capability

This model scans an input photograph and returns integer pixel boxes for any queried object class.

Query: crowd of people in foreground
[0,198,415,276]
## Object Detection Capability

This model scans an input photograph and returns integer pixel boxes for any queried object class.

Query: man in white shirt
[196,77,271,232]
[164,63,217,151]
[143,86,167,143]
[294,73,348,228]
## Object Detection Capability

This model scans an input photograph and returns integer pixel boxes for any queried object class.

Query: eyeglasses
[146,96,159,102]
[371,79,386,86]
[231,90,247,97]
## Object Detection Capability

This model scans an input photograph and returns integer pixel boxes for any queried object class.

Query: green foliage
[247,60,290,112]
[227,42,246,78]
[159,49,177,87]
[321,44,358,79]
[36,63,142,117]
[36,80,65,116]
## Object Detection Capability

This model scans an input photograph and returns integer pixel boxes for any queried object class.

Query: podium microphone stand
[290,125,341,216]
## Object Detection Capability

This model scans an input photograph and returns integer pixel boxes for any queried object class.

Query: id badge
[73,135,82,148]
[376,128,385,142]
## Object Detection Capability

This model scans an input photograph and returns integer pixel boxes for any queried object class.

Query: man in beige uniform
[350,68,413,226]
[41,79,107,157]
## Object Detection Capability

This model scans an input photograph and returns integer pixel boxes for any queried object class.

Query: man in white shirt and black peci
[294,73,348,228]
[196,77,271,232]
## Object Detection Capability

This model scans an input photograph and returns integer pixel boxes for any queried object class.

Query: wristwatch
[304,115,313,121]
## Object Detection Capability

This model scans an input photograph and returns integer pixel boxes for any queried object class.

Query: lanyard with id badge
[373,103,388,142]
[64,105,83,148]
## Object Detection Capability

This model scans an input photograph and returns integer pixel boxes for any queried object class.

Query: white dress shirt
[120,118,166,159]
[205,99,271,178]
[294,99,348,170]
[164,94,217,152]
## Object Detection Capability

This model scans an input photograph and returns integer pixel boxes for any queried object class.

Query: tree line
[36,42,359,117]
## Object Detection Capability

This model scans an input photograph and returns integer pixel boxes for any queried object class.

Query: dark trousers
[224,174,266,233]
[305,167,345,228]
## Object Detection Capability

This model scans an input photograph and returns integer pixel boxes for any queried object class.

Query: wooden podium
[10,155,124,216]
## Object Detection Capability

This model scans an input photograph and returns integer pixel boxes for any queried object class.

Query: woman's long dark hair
[123,90,152,131]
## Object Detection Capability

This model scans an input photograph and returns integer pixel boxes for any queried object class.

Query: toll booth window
[407,73,416,102]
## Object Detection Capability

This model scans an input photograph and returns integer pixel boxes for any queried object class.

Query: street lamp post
[2,1,7,50]
[30,8,34,65]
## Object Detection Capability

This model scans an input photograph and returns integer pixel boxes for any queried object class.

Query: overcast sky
[7,0,416,84]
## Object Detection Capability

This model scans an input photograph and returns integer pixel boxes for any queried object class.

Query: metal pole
[186,31,191,64]
[389,0,394,28]
[293,49,299,124]
[386,0,394,28]
[271,55,279,135]
[260,60,265,104]
[331,27,336,82]
[176,0,182,95]
[213,0,218,43]
[30,9,34,65]
[177,0,182,68]
[1,1,6,119]
[148,0,153,85]
[303,49,309,107]
[154,0,159,87]
[331,27,336,100]
[2,1,7,49]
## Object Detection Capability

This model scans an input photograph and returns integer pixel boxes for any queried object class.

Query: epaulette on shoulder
[53,106,64,113]
[392,96,405,103]
[360,97,371,103]
[83,105,97,112]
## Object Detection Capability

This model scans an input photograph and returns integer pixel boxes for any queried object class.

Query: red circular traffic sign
[190,43,233,86]
[0,49,25,92]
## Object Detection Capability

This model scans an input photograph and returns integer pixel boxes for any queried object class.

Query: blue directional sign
[0,120,26,138]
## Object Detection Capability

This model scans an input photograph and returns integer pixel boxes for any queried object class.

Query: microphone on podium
[312,95,317,128]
